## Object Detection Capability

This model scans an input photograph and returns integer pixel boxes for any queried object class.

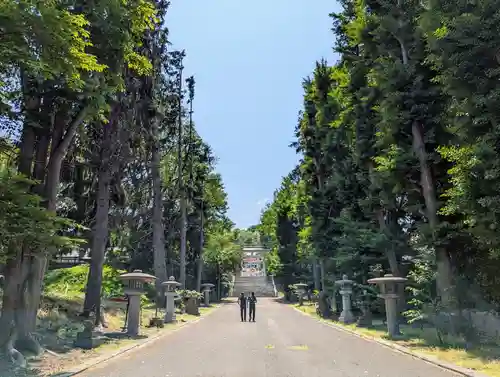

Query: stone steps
[232,276,276,297]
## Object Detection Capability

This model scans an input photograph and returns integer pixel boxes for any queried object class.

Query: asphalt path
[79,298,461,377]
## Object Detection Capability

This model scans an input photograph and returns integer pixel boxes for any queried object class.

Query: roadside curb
[291,306,491,377]
[55,306,220,377]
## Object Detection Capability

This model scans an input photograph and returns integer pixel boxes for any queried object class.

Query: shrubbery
[44,265,126,299]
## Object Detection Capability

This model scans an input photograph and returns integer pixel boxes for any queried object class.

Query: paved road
[80,298,460,377]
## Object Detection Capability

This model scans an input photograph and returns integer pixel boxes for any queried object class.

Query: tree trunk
[195,257,203,292]
[0,254,29,351]
[179,195,187,289]
[176,64,187,289]
[319,258,325,291]
[83,110,118,322]
[411,122,454,305]
[151,120,167,306]
[0,76,38,351]
[391,6,454,305]
[0,75,88,356]
[17,106,90,351]
[195,208,204,292]
[217,268,222,300]
[367,161,403,277]
[312,258,320,291]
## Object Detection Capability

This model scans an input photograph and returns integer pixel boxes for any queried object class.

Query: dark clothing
[238,296,247,308]
[238,296,247,321]
[249,305,255,321]
[248,296,257,321]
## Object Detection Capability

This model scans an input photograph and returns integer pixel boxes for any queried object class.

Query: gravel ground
[80,298,461,377]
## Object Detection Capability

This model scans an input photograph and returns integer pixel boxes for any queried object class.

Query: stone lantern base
[74,320,109,349]
[149,317,165,328]
[339,309,355,324]
[356,304,373,327]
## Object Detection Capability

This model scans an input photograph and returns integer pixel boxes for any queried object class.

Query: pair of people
[238,292,257,322]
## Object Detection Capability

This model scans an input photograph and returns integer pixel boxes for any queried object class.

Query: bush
[44,265,126,299]
[178,289,203,300]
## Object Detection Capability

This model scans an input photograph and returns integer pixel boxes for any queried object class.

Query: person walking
[248,292,257,322]
[238,292,247,322]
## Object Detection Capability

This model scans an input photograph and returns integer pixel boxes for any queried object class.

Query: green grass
[295,302,500,377]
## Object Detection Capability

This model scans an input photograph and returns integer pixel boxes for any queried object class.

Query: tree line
[257,0,500,327]
[0,0,241,359]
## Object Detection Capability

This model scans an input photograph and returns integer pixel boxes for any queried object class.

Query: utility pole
[177,53,187,289]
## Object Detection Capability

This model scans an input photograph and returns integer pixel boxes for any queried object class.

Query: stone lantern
[367,274,407,337]
[294,283,308,305]
[119,269,156,336]
[161,276,181,323]
[200,283,215,306]
[335,274,354,324]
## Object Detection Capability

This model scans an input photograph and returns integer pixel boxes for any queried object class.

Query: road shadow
[273,296,303,305]
[295,302,500,367]
[219,298,238,304]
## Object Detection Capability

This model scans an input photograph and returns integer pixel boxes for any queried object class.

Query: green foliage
[0,0,106,86]
[44,265,126,299]
[203,230,242,272]
[257,0,500,318]
[0,171,83,263]
[178,290,202,300]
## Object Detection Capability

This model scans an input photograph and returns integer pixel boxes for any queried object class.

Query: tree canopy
[257,0,500,320]
[0,0,242,361]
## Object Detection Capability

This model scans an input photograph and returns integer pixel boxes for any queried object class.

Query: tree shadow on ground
[294,301,500,366]
[273,296,303,305]
[219,298,238,304]
[0,355,44,377]
[379,324,500,365]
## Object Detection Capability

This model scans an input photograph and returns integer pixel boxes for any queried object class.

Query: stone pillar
[119,269,156,337]
[201,283,214,306]
[164,291,176,323]
[331,291,338,313]
[385,295,399,337]
[367,274,408,338]
[339,291,354,323]
[294,283,308,306]
[162,276,181,323]
[127,293,141,336]
[336,275,354,324]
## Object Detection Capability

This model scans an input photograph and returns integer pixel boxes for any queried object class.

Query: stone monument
[294,283,308,306]
[74,317,108,349]
[335,274,355,324]
[200,283,215,306]
[317,291,331,318]
[162,276,181,323]
[367,274,408,337]
[184,293,200,316]
[119,269,156,336]
[356,289,373,327]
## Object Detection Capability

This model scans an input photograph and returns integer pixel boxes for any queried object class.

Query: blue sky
[167,1,339,229]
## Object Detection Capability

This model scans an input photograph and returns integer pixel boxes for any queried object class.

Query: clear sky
[167,0,339,229]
